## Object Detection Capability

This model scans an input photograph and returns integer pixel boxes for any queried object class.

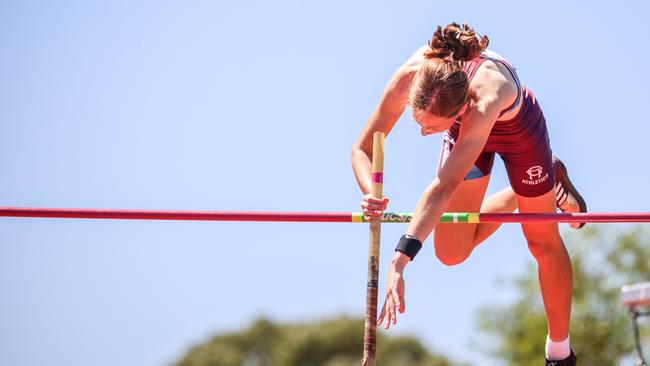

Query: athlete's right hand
[361,194,389,221]
[377,252,408,329]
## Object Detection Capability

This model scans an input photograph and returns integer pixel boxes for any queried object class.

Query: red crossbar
[1,207,650,223]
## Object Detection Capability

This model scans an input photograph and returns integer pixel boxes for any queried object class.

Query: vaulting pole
[361,132,384,366]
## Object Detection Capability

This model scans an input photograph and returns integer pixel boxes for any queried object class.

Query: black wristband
[395,234,422,261]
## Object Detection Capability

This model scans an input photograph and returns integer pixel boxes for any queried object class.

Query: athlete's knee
[526,233,566,263]
[434,240,473,266]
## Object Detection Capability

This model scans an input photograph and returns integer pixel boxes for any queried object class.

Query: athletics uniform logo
[522,165,549,185]
[526,166,544,180]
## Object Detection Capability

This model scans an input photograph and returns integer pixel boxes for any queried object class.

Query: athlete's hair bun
[424,22,489,62]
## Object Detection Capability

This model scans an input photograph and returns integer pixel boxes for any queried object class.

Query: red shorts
[437,86,555,197]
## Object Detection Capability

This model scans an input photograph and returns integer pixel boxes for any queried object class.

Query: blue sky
[1,1,649,365]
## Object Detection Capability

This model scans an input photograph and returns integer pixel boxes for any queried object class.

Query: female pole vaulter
[351,22,586,365]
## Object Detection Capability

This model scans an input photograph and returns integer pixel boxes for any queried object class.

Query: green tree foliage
[476,226,650,366]
[175,316,466,366]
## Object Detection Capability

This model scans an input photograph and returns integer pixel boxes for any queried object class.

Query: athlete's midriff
[439,54,555,197]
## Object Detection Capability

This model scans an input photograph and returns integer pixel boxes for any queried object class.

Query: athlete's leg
[434,180,521,265]
[433,174,490,265]
[517,189,572,340]
[435,185,518,265]
[474,186,517,244]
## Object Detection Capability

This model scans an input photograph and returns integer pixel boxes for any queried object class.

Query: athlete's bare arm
[351,46,428,195]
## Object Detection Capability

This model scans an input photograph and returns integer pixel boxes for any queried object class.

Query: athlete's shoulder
[393,45,428,81]
[384,45,428,95]
[470,52,519,111]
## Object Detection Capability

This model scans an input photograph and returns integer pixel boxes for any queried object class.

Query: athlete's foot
[553,155,587,229]
[545,348,577,366]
